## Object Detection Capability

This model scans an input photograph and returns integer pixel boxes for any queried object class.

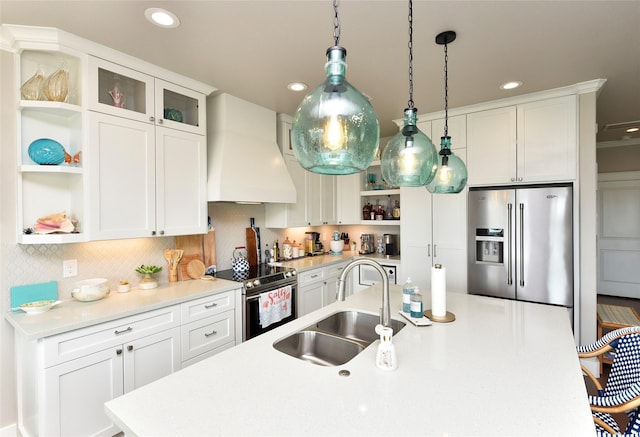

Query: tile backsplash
[2,202,400,302]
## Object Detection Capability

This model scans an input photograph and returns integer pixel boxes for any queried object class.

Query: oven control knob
[253,279,261,287]
[245,282,252,289]
[291,270,297,276]
[285,272,291,278]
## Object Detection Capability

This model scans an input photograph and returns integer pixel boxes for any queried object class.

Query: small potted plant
[136,264,162,289]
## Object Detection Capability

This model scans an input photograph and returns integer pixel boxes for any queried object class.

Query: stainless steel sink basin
[273,311,406,366]
[314,310,406,344]
[273,331,365,366]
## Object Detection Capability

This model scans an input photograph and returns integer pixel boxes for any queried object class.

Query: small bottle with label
[410,286,423,318]
[402,277,414,313]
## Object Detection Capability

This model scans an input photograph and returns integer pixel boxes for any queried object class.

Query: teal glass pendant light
[290,0,379,175]
[426,30,468,194]
[381,0,437,187]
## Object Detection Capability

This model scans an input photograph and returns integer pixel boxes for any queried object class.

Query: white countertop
[105,285,593,436]
[6,279,240,340]
[281,251,400,271]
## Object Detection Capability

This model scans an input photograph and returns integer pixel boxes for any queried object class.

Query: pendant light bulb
[426,136,467,193]
[381,108,438,186]
[291,42,379,174]
[324,113,347,151]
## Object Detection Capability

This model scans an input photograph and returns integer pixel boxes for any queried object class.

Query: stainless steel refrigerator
[467,184,573,308]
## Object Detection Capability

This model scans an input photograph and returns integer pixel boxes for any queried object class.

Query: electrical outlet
[63,259,78,278]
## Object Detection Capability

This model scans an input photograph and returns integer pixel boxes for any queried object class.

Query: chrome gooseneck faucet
[337,258,391,328]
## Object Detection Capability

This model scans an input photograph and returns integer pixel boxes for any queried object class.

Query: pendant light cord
[333,0,341,46]
[443,39,449,137]
[407,0,414,109]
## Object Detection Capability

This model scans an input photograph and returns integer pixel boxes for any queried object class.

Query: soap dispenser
[375,324,398,371]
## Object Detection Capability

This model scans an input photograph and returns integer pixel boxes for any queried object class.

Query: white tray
[398,310,433,326]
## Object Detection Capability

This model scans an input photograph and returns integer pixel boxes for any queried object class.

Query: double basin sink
[273,310,406,367]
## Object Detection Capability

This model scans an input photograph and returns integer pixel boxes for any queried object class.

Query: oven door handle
[245,286,296,301]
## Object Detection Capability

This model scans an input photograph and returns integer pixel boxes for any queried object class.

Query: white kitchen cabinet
[88,111,207,240]
[89,57,206,136]
[324,260,352,305]
[180,289,239,366]
[277,113,295,157]
[298,261,353,316]
[12,46,87,244]
[308,172,336,225]
[17,305,181,437]
[336,173,361,224]
[467,95,576,185]
[5,26,213,244]
[400,151,468,294]
[297,267,326,316]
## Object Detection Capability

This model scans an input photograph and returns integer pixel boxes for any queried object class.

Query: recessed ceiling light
[500,81,523,90]
[145,8,180,28]
[626,127,639,133]
[287,82,308,92]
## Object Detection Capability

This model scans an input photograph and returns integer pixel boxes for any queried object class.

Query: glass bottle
[363,202,371,220]
[410,286,423,318]
[273,239,279,262]
[393,200,401,219]
[402,277,414,313]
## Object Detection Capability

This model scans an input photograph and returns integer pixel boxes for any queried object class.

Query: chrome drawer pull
[204,302,218,309]
[204,330,218,337]
[114,327,132,335]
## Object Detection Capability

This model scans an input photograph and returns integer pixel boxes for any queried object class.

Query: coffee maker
[360,234,375,254]
[383,233,399,256]
[304,231,324,256]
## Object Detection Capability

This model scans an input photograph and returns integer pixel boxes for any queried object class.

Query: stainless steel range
[216,264,297,341]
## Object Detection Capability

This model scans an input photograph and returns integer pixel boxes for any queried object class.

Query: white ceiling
[2,0,639,143]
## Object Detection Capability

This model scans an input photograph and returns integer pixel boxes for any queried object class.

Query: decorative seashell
[28,138,66,165]
[42,62,69,102]
[20,66,45,100]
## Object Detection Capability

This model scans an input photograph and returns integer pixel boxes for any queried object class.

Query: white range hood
[207,93,296,203]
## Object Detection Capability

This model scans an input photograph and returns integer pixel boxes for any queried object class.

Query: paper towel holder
[424,309,456,323]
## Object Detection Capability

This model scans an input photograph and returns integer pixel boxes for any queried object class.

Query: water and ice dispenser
[475,228,504,264]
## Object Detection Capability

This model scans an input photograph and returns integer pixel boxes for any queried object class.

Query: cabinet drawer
[42,306,180,367]
[326,262,348,278]
[180,290,235,324]
[181,310,235,362]
[298,268,325,286]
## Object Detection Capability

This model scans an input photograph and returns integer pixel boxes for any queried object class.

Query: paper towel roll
[431,264,446,317]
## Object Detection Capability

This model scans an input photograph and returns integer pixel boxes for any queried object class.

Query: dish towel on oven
[259,285,292,328]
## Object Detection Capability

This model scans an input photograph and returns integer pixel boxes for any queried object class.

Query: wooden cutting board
[245,228,258,266]
[203,230,216,267]
[175,235,204,281]
[177,254,202,281]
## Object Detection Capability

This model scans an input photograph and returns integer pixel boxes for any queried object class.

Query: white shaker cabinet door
[123,327,181,393]
[399,186,433,290]
[467,106,517,185]
[155,127,207,236]
[44,347,123,437]
[516,95,577,182]
[88,112,156,240]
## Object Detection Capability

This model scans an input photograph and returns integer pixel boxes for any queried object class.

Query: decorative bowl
[164,108,183,122]
[28,138,66,165]
[18,299,61,315]
[330,240,344,254]
[71,278,110,302]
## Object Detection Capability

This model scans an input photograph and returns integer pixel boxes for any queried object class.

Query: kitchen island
[105,285,594,436]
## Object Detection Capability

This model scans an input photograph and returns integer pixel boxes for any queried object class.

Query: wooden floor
[583,294,640,433]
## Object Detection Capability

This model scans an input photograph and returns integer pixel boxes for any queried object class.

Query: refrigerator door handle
[428,244,431,257]
[507,203,513,285]
[519,203,525,287]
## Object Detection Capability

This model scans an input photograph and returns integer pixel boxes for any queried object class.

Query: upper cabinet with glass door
[88,57,205,135]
